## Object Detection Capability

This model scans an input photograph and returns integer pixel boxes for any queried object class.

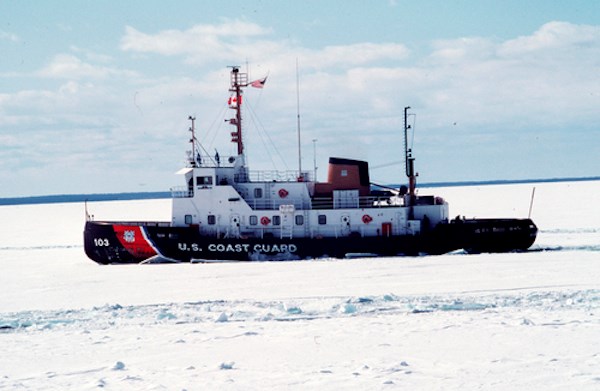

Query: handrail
[243,195,403,210]
[91,221,171,227]
[312,196,403,210]
[236,170,313,183]
[171,186,193,198]
[245,197,306,210]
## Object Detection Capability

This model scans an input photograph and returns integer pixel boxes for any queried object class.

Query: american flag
[250,76,267,89]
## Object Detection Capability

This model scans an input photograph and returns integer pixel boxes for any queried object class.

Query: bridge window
[249,215,258,225]
[197,176,213,186]
[207,215,216,225]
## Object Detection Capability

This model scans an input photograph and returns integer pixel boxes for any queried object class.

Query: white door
[229,214,241,238]
[340,214,351,236]
[396,212,407,235]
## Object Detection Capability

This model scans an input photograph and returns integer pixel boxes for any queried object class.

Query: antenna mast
[296,58,303,180]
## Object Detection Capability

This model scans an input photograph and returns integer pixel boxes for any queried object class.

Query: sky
[1,0,599,198]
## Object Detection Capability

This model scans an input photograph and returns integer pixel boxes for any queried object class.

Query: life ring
[260,216,271,226]
[362,214,373,224]
[278,188,289,198]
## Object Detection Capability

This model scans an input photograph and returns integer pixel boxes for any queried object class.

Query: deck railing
[311,196,404,210]
[171,187,193,198]
[244,197,307,210]
[243,195,403,210]
[236,170,313,183]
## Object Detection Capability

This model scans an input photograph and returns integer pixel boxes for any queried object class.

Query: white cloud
[120,20,408,70]
[120,20,273,57]
[499,21,600,55]
[0,30,19,42]
[69,45,114,63]
[317,43,409,66]
[429,37,495,63]
[417,21,600,128]
[37,54,138,79]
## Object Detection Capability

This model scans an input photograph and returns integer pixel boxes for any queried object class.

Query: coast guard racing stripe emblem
[113,225,157,259]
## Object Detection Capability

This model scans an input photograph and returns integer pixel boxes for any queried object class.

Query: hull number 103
[94,238,110,246]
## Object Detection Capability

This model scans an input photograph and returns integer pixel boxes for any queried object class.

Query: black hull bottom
[84,218,537,264]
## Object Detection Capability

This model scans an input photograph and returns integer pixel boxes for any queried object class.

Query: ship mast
[404,106,417,200]
[188,115,197,167]
[228,66,247,156]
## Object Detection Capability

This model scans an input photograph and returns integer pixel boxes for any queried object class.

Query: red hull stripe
[113,225,157,259]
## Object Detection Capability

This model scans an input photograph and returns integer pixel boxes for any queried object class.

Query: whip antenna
[528,187,536,219]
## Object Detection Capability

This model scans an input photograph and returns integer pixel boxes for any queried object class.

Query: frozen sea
[0,180,599,390]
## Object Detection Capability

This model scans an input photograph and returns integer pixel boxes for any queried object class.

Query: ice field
[0,180,599,390]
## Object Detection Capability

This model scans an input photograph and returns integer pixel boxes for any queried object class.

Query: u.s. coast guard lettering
[177,242,298,254]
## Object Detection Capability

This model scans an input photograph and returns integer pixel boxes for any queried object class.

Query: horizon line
[2,175,599,206]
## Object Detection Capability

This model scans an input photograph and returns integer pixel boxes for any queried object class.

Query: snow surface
[1,181,599,390]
